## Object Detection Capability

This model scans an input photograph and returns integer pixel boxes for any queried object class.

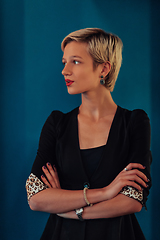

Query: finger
[126,163,146,171]
[124,167,129,172]
[46,163,60,188]
[41,175,52,188]
[124,174,148,189]
[53,165,61,188]
[125,181,143,191]
[46,163,57,178]
[42,165,57,188]
[124,169,149,183]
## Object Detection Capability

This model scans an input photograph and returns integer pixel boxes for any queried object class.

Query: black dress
[26,106,152,240]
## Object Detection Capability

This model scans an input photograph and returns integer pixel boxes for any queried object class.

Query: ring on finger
[124,167,129,171]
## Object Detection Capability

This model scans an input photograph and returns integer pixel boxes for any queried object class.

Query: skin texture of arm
[83,193,142,219]
[29,163,105,213]
[29,163,147,216]
[57,193,142,220]
[29,187,104,213]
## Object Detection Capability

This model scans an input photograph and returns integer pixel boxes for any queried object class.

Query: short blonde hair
[61,28,123,91]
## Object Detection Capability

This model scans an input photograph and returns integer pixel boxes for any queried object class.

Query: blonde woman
[26,28,152,240]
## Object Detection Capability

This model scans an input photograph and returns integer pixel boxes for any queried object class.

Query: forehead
[62,41,90,59]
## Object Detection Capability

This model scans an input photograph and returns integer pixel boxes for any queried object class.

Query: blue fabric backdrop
[0,0,159,239]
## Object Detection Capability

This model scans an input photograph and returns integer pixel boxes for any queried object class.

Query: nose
[62,63,72,76]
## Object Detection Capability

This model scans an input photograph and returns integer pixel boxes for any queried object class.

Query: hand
[41,163,61,189]
[104,163,149,200]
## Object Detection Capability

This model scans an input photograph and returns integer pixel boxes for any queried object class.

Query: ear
[101,61,111,77]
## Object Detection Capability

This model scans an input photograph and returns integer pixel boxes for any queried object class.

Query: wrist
[75,208,84,221]
[57,210,77,219]
[102,186,110,201]
[83,185,93,207]
[82,187,108,205]
[89,188,106,203]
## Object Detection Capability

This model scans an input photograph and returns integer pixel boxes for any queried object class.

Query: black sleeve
[25,111,63,202]
[31,110,63,179]
[130,110,152,202]
[121,109,152,207]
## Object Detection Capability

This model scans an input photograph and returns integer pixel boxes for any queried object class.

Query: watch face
[75,208,84,221]
[76,208,83,214]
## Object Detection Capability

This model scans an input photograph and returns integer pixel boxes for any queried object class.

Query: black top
[80,145,105,180]
[29,106,152,240]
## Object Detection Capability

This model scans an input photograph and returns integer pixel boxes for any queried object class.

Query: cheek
[74,71,88,82]
[78,68,94,80]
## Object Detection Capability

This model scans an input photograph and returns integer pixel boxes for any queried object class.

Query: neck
[79,88,117,121]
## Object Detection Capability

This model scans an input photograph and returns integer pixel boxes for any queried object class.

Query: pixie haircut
[61,28,123,92]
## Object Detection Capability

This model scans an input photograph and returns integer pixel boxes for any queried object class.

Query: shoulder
[130,109,150,129]
[131,109,149,121]
[119,106,150,123]
[46,107,79,128]
[39,107,79,139]
[118,106,151,134]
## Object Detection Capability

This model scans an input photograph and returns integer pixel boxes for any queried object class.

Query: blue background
[0,0,160,239]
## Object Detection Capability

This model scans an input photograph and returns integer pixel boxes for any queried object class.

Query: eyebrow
[62,55,83,61]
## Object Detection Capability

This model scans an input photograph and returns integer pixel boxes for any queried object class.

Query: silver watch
[75,208,84,221]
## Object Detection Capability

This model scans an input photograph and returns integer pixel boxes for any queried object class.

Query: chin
[67,88,81,95]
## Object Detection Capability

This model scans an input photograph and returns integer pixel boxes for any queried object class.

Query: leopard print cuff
[25,173,48,203]
[120,186,143,204]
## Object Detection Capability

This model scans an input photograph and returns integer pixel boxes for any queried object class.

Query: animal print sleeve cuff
[25,173,48,203]
[120,186,143,205]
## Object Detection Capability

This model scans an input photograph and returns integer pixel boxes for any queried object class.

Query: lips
[65,79,74,86]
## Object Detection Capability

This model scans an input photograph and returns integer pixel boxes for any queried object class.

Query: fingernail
[47,162,51,166]
[146,184,149,187]
[147,178,150,182]
[143,166,146,168]
[41,175,44,178]
[43,166,46,169]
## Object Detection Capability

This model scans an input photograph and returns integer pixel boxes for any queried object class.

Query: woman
[26,28,152,240]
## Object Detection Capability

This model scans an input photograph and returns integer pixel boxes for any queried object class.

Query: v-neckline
[76,105,119,150]
[74,106,120,181]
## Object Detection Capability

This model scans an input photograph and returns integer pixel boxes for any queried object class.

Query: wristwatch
[75,208,84,221]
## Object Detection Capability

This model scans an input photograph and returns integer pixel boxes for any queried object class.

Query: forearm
[84,194,142,219]
[29,187,104,213]
[29,163,147,214]
[58,194,142,220]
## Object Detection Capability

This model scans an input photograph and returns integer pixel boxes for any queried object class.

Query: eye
[62,61,66,66]
[73,60,80,65]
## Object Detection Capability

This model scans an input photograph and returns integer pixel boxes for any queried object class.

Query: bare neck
[79,88,117,121]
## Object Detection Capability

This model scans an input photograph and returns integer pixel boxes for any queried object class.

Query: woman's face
[62,41,103,95]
